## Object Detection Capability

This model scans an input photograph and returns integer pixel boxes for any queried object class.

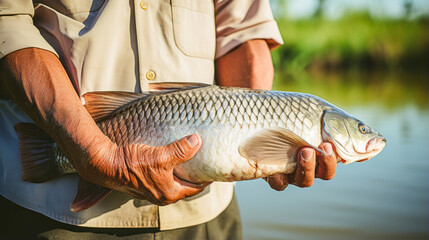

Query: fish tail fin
[14,123,112,211]
[71,179,112,212]
[14,123,62,183]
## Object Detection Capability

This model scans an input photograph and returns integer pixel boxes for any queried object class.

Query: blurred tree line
[271,0,429,74]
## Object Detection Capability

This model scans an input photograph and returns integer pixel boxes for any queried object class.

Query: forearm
[0,48,113,180]
[215,39,274,90]
[0,48,207,204]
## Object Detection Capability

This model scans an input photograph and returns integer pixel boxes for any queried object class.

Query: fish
[14,83,386,212]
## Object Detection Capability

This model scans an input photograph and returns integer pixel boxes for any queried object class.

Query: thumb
[164,134,202,165]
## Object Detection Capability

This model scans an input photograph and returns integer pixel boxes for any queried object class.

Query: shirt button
[140,1,148,10]
[146,70,156,80]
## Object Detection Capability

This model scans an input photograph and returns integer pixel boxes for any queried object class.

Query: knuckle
[171,141,189,160]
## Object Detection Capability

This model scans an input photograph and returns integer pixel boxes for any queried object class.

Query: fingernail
[185,135,199,148]
[301,149,313,161]
[323,144,333,156]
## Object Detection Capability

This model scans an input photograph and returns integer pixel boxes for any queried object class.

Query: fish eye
[358,123,367,133]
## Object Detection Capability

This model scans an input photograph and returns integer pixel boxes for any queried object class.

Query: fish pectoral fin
[148,82,211,93]
[83,91,147,122]
[238,128,319,165]
[71,178,112,212]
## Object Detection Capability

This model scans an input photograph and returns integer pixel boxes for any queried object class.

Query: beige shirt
[0,0,283,229]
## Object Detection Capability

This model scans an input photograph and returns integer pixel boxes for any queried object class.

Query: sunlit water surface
[235,71,429,240]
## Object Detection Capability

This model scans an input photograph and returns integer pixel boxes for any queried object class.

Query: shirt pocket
[171,0,216,59]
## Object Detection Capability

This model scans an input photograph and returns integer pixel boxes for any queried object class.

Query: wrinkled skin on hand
[92,135,210,206]
[264,143,338,191]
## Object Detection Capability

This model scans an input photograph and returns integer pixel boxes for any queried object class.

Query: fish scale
[41,84,384,184]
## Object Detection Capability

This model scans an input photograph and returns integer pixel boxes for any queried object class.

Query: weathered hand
[264,142,338,191]
[83,134,209,206]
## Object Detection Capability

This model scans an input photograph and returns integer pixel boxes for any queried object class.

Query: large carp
[15,83,386,211]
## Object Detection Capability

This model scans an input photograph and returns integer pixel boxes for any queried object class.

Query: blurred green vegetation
[272,12,429,73]
[271,11,429,109]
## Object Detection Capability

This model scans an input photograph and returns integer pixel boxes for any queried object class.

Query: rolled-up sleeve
[0,0,57,59]
[214,0,284,59]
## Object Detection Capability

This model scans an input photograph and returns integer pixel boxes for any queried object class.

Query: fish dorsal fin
[149,82,211,93]
[238,128,322,165]
[83,91,147,122]
[82,83,210,122]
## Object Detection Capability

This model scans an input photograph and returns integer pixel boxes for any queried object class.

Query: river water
[235,70,429,240]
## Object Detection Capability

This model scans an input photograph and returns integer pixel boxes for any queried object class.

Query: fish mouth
[328,134,386,164]
[366,137,386,153]
[356,137,386,162]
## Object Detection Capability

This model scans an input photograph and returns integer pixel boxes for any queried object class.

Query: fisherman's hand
[264,142,338,191]
[96,134,209,205]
